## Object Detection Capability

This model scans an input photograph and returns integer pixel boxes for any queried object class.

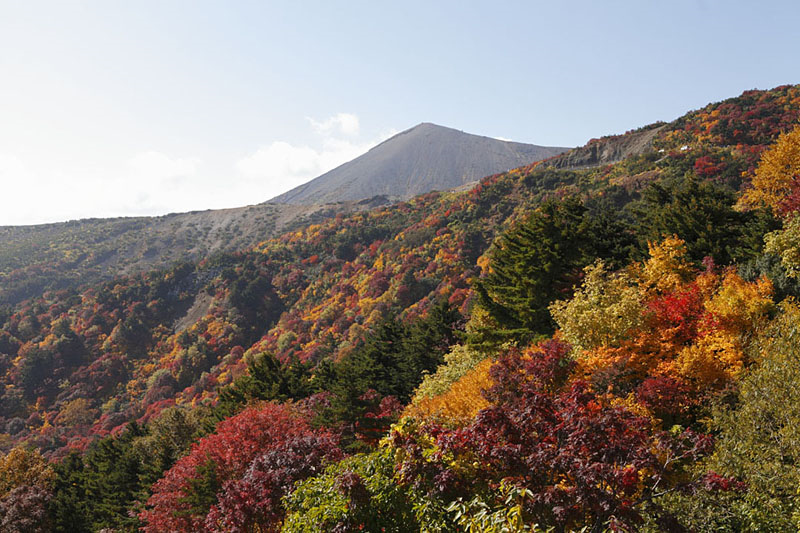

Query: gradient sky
[0,0,798,225]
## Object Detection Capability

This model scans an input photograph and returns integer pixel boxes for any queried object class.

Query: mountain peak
[408,121,441,129]
[270,124,569,205]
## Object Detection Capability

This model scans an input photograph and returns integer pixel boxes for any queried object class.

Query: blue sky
[0,0,797,224]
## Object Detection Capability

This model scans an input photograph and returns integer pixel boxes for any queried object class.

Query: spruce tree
[474,198,591,343]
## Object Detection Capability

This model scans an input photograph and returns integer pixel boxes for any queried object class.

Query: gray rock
[269,123,569,205]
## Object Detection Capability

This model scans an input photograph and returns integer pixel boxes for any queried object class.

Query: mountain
[3,85,800,531]
[269,122,569,204]
[0,124,565,306]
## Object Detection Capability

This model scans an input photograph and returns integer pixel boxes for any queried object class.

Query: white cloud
[0,153,29,182]
[237,142,323,181]
[236,137,377,192]
[0,114,397,225]
[307,112,360,136]
[0,150,208,225]
[237,114,397,197]
[0,153,54,225]
[0,153,95,225]
[128,151,201,186]
[116,151,204,214]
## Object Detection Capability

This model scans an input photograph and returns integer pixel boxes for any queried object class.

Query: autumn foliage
[391,340,712,531]
[738,124,800,216]
[0,85,798,531]
[140,402,341,532]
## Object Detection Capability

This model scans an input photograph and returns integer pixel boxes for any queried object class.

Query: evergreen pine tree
[49,452,90,533]
[474,198,591,343]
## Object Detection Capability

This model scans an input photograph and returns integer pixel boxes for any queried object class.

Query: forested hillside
[0,201,356,307]
[0,123,565,310]
[2,85,800,531]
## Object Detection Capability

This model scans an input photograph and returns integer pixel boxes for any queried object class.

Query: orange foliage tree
[738,124,800,216]
[560,238,774,409]
[404,357,492,427]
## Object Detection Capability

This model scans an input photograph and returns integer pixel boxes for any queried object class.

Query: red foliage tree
[635,375,694,424]
[140,402,341,532]
[205,433,342,532]
[0,485,52,533]
[393,345,712,531]
[646,283,705,346]
[693,154,726,178]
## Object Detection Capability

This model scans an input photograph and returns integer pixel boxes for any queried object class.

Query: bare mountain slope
[541,123,666,170]
[269,123,569,204]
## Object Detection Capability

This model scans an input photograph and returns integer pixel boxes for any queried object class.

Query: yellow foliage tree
[578,335,667,386]
[637,237,695,294]
[404,357,492,427]
[738,124,800,215]
[412,344,486,401]
[0,447,55,498]
[670,270,774,388]
[672,331,744,387]
[574,238,695,384]
[574,242,774,392]
[765,215,800,277]
[704,270,774,335]
[550,261,646,353]
[55,397,98,427]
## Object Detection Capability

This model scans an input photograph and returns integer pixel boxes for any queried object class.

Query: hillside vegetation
[0,202,354,306]
[1,85,800,531]
[0,123,566,310]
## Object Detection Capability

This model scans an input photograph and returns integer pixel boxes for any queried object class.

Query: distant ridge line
[269,122,570,205]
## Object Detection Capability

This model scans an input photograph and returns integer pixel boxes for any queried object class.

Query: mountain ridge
[268,122,570,204]
[0,122,568,306]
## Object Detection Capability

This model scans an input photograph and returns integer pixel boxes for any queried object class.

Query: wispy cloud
[306,112,360,136]
[128,151,201,187]
[0,114,396,225]
[237,113,396,196]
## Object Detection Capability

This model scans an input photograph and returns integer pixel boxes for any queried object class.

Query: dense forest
[2,85,800,531]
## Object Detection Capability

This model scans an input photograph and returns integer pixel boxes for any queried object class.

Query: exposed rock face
[542,125,665,170]
[269,123,569,205]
